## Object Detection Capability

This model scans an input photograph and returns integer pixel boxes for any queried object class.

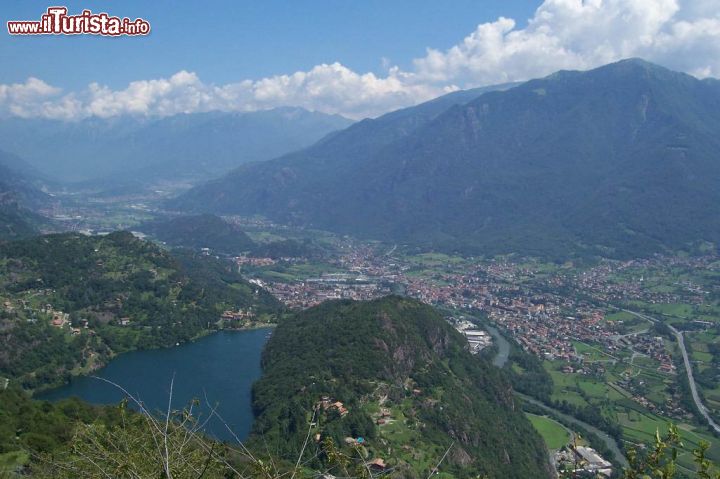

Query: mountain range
[171,59,720,259]
[0,107,352,183]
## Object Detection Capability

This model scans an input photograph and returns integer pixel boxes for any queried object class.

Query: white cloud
[1,0,719,120]
[0,78,62,118]
[411,0,720,86]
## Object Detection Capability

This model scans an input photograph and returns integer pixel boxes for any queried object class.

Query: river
[484,324,510,367]
[483,318,628,467]
[37,328,271,443]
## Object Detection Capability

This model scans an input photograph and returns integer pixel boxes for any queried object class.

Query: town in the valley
[228,234,720,477]
[16,211,720,476]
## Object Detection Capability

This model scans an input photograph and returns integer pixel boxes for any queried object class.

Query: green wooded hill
[139,214,326,259]
[172,59,720,259]
[250,296,552,479]
[0,231,281,390]
[138,214,256,254]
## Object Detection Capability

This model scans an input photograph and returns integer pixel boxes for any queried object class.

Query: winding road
[622,309,720,435]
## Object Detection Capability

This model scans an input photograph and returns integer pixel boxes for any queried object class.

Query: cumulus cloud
[1,0,719,120]
[412,0,720,86]
[0,78,62,118]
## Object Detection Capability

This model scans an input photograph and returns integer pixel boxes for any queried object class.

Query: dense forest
[0,231,282,390]
[250,296,553,479]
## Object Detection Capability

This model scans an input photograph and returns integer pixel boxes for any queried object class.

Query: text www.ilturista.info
[7,7,150,36]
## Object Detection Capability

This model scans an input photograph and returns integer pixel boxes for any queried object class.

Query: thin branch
[354,446,374,479]
[195,441,216,479]
[426,441,454,479]
[164,374,175,479]
[202,390,259,464]
[291,408,317,479]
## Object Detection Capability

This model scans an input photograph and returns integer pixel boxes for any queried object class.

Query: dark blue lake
[37,329,270,443]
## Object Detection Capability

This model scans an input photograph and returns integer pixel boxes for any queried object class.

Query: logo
[8,7,151,36]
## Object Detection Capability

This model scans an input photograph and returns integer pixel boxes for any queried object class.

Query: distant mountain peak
[542,58,695,85]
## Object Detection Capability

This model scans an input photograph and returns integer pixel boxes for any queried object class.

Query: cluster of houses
[574,255,713,305]
[40,304,71,328]
[44,306,93,336]
[622,334,676,374]
[220,309,256,322]
[236,256,276,267]
[3,299,92,336]
[375,407,392,425]
[259,278,392,310]
[617,374,690,420]
[489,305,604,363]
[311,395,388,474]
[50,311,69,328]
[317,396,349,417]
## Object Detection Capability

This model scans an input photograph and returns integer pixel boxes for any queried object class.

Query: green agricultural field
[693,350,713,365]
[526,413,571,450]
[577,378,611,399]
[648,303,694,318]
[545,364,589,407]
[647,284,677,293]
[617,408,720,471]
[573,341,618,362]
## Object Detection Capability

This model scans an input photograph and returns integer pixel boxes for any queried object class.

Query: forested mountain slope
[251,296,552,478]
[172,60,720,259]
[0,231,281,389]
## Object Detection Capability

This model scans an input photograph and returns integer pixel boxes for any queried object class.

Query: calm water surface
[38,329,270,442]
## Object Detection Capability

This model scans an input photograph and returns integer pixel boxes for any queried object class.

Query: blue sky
[1,0,719,120]
[1,0,540,90]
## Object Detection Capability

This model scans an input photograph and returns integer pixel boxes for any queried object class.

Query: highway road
[623,309,720,435]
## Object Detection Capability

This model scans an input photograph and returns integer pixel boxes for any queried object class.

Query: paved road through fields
[622,309,720,435]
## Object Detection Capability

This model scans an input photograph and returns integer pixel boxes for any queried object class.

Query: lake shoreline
[30,322,276,396]
[35,328,271,442]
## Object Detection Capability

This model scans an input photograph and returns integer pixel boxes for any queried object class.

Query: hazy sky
[1,0,719,120]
